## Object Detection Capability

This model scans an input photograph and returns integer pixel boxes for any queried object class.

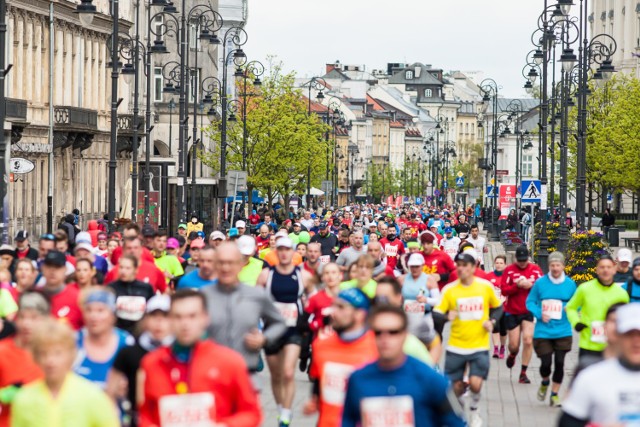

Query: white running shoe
[469,411,483,427]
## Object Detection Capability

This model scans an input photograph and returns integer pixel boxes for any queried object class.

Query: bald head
[367,241,383,260]
[215,242,243,287]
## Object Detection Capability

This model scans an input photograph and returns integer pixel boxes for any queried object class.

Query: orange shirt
[310,331,378,427]
[0,338,43,427]
[263,251,303,267]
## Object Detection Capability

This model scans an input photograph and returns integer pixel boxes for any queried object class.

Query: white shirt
[300,218,314,230]
[441,237,461,260]
[466,235,486,264]
[563,358,640,425]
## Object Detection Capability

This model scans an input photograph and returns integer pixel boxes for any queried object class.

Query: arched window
[405,70,413,80]
[424,88,432,98]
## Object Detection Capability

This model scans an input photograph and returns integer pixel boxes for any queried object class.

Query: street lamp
[480,78,500,241]
[304,76,328,208]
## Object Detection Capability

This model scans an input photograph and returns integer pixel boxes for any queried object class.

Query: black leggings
[539,350,568,384]
[496,313,507,337]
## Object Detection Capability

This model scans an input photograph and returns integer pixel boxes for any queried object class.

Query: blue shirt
[93,256,108,275]
[526,273,577,339]
[621,280,640,303]
[342,356,465,427]
[74,328,133,389]
[177,269,218,289]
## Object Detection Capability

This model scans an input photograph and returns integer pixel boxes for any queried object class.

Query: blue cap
[229,228,239,237]
[444,227,453,234]
[337,288,370,311]
[319,221,329,229]
[197,231,205,238]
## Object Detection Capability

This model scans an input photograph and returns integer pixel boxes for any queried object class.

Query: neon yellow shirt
[0,288,17,318]
[154,253,185,284]
[339,279,377,299]
[238,257,266,287]
[11,373,119,427]
[435,278,501,354]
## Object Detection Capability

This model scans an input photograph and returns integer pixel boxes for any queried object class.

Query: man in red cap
[419,232,456,290]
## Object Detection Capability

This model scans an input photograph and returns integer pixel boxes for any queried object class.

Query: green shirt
[154,253,185,284]
[403,334,434,367]
[238,257,265,287]
[11,373,119,427]
[0,288,17,318]
[340,279,377,299]
[566,278,630,352]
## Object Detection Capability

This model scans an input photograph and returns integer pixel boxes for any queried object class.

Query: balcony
[116,114,145,155]
[53,105,98,152]
[5,98,28,145]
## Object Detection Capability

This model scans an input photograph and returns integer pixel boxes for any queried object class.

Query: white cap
[146,294,171,314]
[75,231,92,245]
[616,303,640,334]
[275,230,289,239]
[617,248,633,264]
[74,242,94,254]
[237,235,256,256]
[463,248,479,262]
[275,236,293,249]
[235,220,246,229]
[407,253,425,267]
[210,231,226,241]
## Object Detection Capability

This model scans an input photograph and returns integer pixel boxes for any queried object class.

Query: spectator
[13,231,38,262]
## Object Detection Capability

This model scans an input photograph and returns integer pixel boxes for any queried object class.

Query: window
[189,68,200,103]
[154,67,163,102]
[153,15,164,43]
[189,20,201,50]
[424,88,432,98]
[405,70,413,80]
[522,154,533,177]
[465,123,469,134]
[471,123,475,136]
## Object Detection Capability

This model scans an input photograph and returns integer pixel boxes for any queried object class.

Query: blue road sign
[443,181,448,189]
[416,197,422,204]
[607,193,612,202]
[434,189,441,196]
[456,177,465,187]
[521,180,541,203]
[486,186,497,198]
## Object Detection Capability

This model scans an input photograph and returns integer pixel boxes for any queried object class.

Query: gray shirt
[202,282,287,370]
[335,246,367,267]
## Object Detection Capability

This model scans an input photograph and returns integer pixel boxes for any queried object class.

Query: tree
[201,61,329,211]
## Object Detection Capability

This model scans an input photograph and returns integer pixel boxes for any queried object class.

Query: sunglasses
[373,328,404,337]
[40,234,55,241]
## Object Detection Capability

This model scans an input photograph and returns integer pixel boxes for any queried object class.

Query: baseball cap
[462,248,479,262]
[43,250,67,268]
[84,289,116,312]
[0,244,14,256]
[166,237,180,249]
[444,227,453,234]
[190,238,206,249]
[275,236,293,249]
[73,242,94,254]
[617,248,633,264]
[407,253,425,267]
[319,221,329,229]
[548,251,566,265]
[14,230,29,242]
[210,231,226,241]
[515,245,530,262]
[142,225,157,237]
[188,231,200,241]
[237,235,256,256]
[197,231,206,239]
[454,252,476,265]
[337,288,370,311]
[146,294,171,314]
[235,220,246,229]
[178,223,187,230]
[228,228,239,238]
[294,222,301,227]
[75,231,92,245]
[616,303,640,334]
[97,232,108,241]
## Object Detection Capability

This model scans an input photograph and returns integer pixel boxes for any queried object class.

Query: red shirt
[255,235,270,252]
[249,214,261,225]
[379,238,405,271]
[111,246,155,267]
[486,271,506,302]
[500,262,544,315]
[104,259,167,293]
[15,247,30,259]
[449,266,492,283]
[420,249,456,289]
[406,221,423,238]
[45,285,83,330]
[305,289,335,334]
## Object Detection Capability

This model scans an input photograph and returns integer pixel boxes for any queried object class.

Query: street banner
[386,195,394,206]
[499,184,516,220]
[395,196,402,208]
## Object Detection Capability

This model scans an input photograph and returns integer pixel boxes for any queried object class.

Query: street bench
[623,237,640,248]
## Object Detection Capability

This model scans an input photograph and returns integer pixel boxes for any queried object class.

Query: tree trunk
[587,181,593,230]
[637,190,640,239]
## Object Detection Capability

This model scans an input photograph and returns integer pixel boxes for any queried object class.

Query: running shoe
[499,346,506,359]
[519,373,531,384]
[537,383,549,401]
[492,347,499,359]
[550,394,562,408]
[279,420,290,427]
[469,411,483,427]
[506,353,516,369]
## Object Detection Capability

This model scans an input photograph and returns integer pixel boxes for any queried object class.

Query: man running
[440,227,461,260]
[487,255,508,359]
[335,231,366,271]
[525,251,577,407]
[379,227,405,274]
[434,252,503,427]
[500,245,543,383]
[466,224,487,269]
[419,232,456,290]
[310,221,339,264]
[257,237,314,427]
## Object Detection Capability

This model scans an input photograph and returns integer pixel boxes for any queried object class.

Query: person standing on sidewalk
[500,245,543,384]
[525,252,577,407]
[601,208,615,240]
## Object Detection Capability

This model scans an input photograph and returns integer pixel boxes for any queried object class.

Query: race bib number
[444,246,457,257]
[385,245,398,258]
[457,296,484,321]
[274,302,299,327]
[321,362,354,406]
[116,296,147,321]
[590,320,606,343]
[159,392,215,427]
[320,255,331,265]
[541,299,563,320]
[361,395,415,427]
[403,300,425,315]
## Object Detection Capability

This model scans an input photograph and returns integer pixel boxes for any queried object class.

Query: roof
[367,95,386,112]
[405,127,422,138]
[303,96,329,114]
[372,97,414,122]
[335,127,349,137]
[367,86,436,124]
[389,63,443,86]
[390,120,405,129]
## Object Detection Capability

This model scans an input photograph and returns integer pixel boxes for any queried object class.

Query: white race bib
[403,300,425,315]
[274,302,299,327]
[321,362,354,406]
[590,320,606,343]
[457,296,484,321]
[361,395,415,427]
[159,392,215,427]
[541,299,563,320]
[320,255,331,265]
[116,296,147,321]
[385,245,398,257]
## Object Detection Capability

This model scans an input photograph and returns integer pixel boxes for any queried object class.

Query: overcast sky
[244,0,544,98]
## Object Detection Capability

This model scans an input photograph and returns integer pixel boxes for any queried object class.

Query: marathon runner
[310,221,339,264]
[487,255,507,359]
[440,227,461,260]
[465,224,487,269]
[379,226,405,273]
[419,232,456,290]
[621,257,640,302]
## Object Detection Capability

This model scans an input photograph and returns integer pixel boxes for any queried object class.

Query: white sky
[244,0,545,98]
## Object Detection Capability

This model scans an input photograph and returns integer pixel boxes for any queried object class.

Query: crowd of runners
[0,203,637,426]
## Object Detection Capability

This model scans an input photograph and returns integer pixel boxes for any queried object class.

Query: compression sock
[280,408,292,424]
[541,379,550,386]
[521,365,528,374]
[470,391,481,411]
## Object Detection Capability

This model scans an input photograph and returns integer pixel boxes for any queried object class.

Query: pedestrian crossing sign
[487,186,497,198]
[521,180,541,202]
[455,177,464,187]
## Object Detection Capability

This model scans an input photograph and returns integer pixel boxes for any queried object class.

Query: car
[569,211,602,227]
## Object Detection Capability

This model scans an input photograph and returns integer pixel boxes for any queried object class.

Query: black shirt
[310,232,339,261]
[108,280,155,333]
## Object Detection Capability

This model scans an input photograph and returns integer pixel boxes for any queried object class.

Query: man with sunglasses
[433,252,503,427]
[342,305,465,427]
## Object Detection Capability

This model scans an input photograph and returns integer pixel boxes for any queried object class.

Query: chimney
[326,59,341,74]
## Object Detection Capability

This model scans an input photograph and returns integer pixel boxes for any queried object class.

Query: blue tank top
[74,328,134,389]
[402,273,428,301]
[267,266,304,327]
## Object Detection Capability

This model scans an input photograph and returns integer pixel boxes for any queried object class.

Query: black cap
[515,245,529,262]
[141,225,157,237]
[187,231,199,241]
[454,252,476,265]
[15,230,28,242]
[43,250,66,268]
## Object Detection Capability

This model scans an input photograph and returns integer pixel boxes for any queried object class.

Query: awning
[310,187,324,196]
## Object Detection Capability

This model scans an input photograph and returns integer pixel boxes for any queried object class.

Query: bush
[613,220,638,231]
[565,229,611,284]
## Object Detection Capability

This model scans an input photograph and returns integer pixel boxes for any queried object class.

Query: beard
[331,319,355,334]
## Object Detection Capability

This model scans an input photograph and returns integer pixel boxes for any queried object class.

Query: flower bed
[565,229,610,284]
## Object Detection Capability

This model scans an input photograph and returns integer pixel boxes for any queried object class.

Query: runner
[613,248,633,286]
[138,290,262,427]
[238,235,267,287]
[419,232,456,290]
[379,227,405,273]
[622,257,640,302]
[339,254,378,298]
[304,262,341,338]
[104,237,166,294]
[303,288,377,427]
[560,303,640,427]
[566,255,630,366]
[177,247,217,289]
[335,231,367,270]
[500,245,543,383]
[525,251,577,407]
[310,222,339,263]
[302,242,322,277]
[433,252,503,427]
[465,224,487,269]
[257,236,314,427]
[487,255,507,359]
[152,230,184,288]
[342,305,465,427]
[440,227,461,260]
[38,250,83,330]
